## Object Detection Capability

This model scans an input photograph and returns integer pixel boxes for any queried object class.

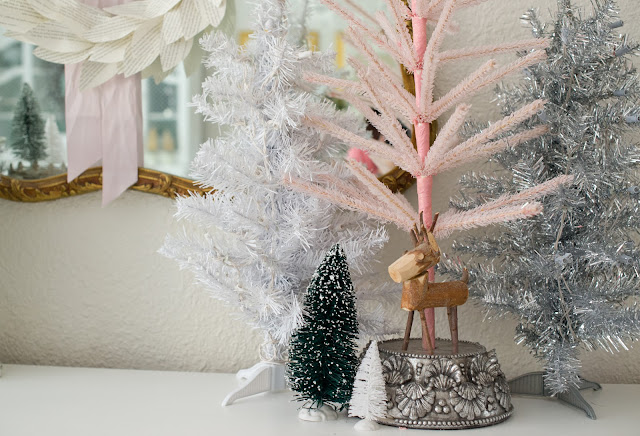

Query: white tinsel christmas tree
[349,341,387,431]
[161,0,393,405]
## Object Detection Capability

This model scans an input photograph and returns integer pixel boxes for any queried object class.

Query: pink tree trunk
[411,5,436,350]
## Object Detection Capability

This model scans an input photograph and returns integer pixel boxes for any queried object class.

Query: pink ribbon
[347,148,378,174]
[65,0,143,206]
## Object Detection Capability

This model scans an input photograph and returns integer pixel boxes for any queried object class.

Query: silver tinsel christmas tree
[441,0,640,395]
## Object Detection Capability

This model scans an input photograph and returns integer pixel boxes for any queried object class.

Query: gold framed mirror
[0,0,430,202]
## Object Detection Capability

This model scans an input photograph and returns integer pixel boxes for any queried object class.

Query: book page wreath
[0,0,227,90]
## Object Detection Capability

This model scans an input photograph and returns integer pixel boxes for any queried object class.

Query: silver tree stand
[377,338,513,430]
[508,372,602,419]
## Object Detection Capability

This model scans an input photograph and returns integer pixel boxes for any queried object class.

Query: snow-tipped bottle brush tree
[288,244,359,420]
[10,83,46,170]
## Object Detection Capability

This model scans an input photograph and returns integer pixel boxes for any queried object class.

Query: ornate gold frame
[0,167,207,202]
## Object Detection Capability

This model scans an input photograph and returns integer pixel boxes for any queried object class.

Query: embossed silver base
[377,338,513,430]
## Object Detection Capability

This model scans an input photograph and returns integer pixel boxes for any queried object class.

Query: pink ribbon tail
[65,0,143,206]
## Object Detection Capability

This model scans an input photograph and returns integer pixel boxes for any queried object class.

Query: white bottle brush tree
[286,0,573,349]
[349,341,388,431]
[44,115,66,167]
[161,0,393,405]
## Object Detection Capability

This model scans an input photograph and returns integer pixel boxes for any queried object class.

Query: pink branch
[350,60,421,169]
[323,0,410,65]
[419,0,457,114]
[434,202,544,238]
[425,124,549,176]
[345,28,408,90]
[346,95,419,172]
[305,114,420,175]
[428,50,547,120]
[303,72,364,94]
[285,175,415,230]
[343,0,382,29]
[450,99,546,152]
[424,59,495,122]
[385,0,418,66]
[439,38,550,63]
[416,0,490,17]
[427,103,471,164]
[479,175,574,212]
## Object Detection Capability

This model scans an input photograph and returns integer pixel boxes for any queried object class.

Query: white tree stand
[221,362,286,406]
[354,419,381,431]
[298,405,338,421]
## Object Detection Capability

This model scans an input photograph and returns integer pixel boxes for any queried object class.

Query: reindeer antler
[411,211,440,246]
[429,212,440,233]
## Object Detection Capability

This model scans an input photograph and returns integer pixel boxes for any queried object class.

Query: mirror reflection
[0,0,392,180]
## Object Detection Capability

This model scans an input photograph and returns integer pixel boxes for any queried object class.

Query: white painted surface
[0,365,639,436]
[1,0,640,382]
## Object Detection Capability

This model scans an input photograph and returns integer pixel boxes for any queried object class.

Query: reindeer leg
[419,310,434,355]
[447,306,459,354]
[402,311,414,351]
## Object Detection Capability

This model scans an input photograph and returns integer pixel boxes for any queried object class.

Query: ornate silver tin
[377,338,513,430]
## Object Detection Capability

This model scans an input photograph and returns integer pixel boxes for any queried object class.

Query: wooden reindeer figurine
[388,213,469,354]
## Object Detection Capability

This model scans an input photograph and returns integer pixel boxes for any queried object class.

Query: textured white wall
[1,0,639,383]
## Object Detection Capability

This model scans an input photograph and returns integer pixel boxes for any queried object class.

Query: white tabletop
[0,364,638,436]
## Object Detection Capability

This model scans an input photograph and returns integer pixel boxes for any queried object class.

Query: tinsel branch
[442,1,640,394]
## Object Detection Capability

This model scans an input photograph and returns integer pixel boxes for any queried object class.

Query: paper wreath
[0,0,227,90]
